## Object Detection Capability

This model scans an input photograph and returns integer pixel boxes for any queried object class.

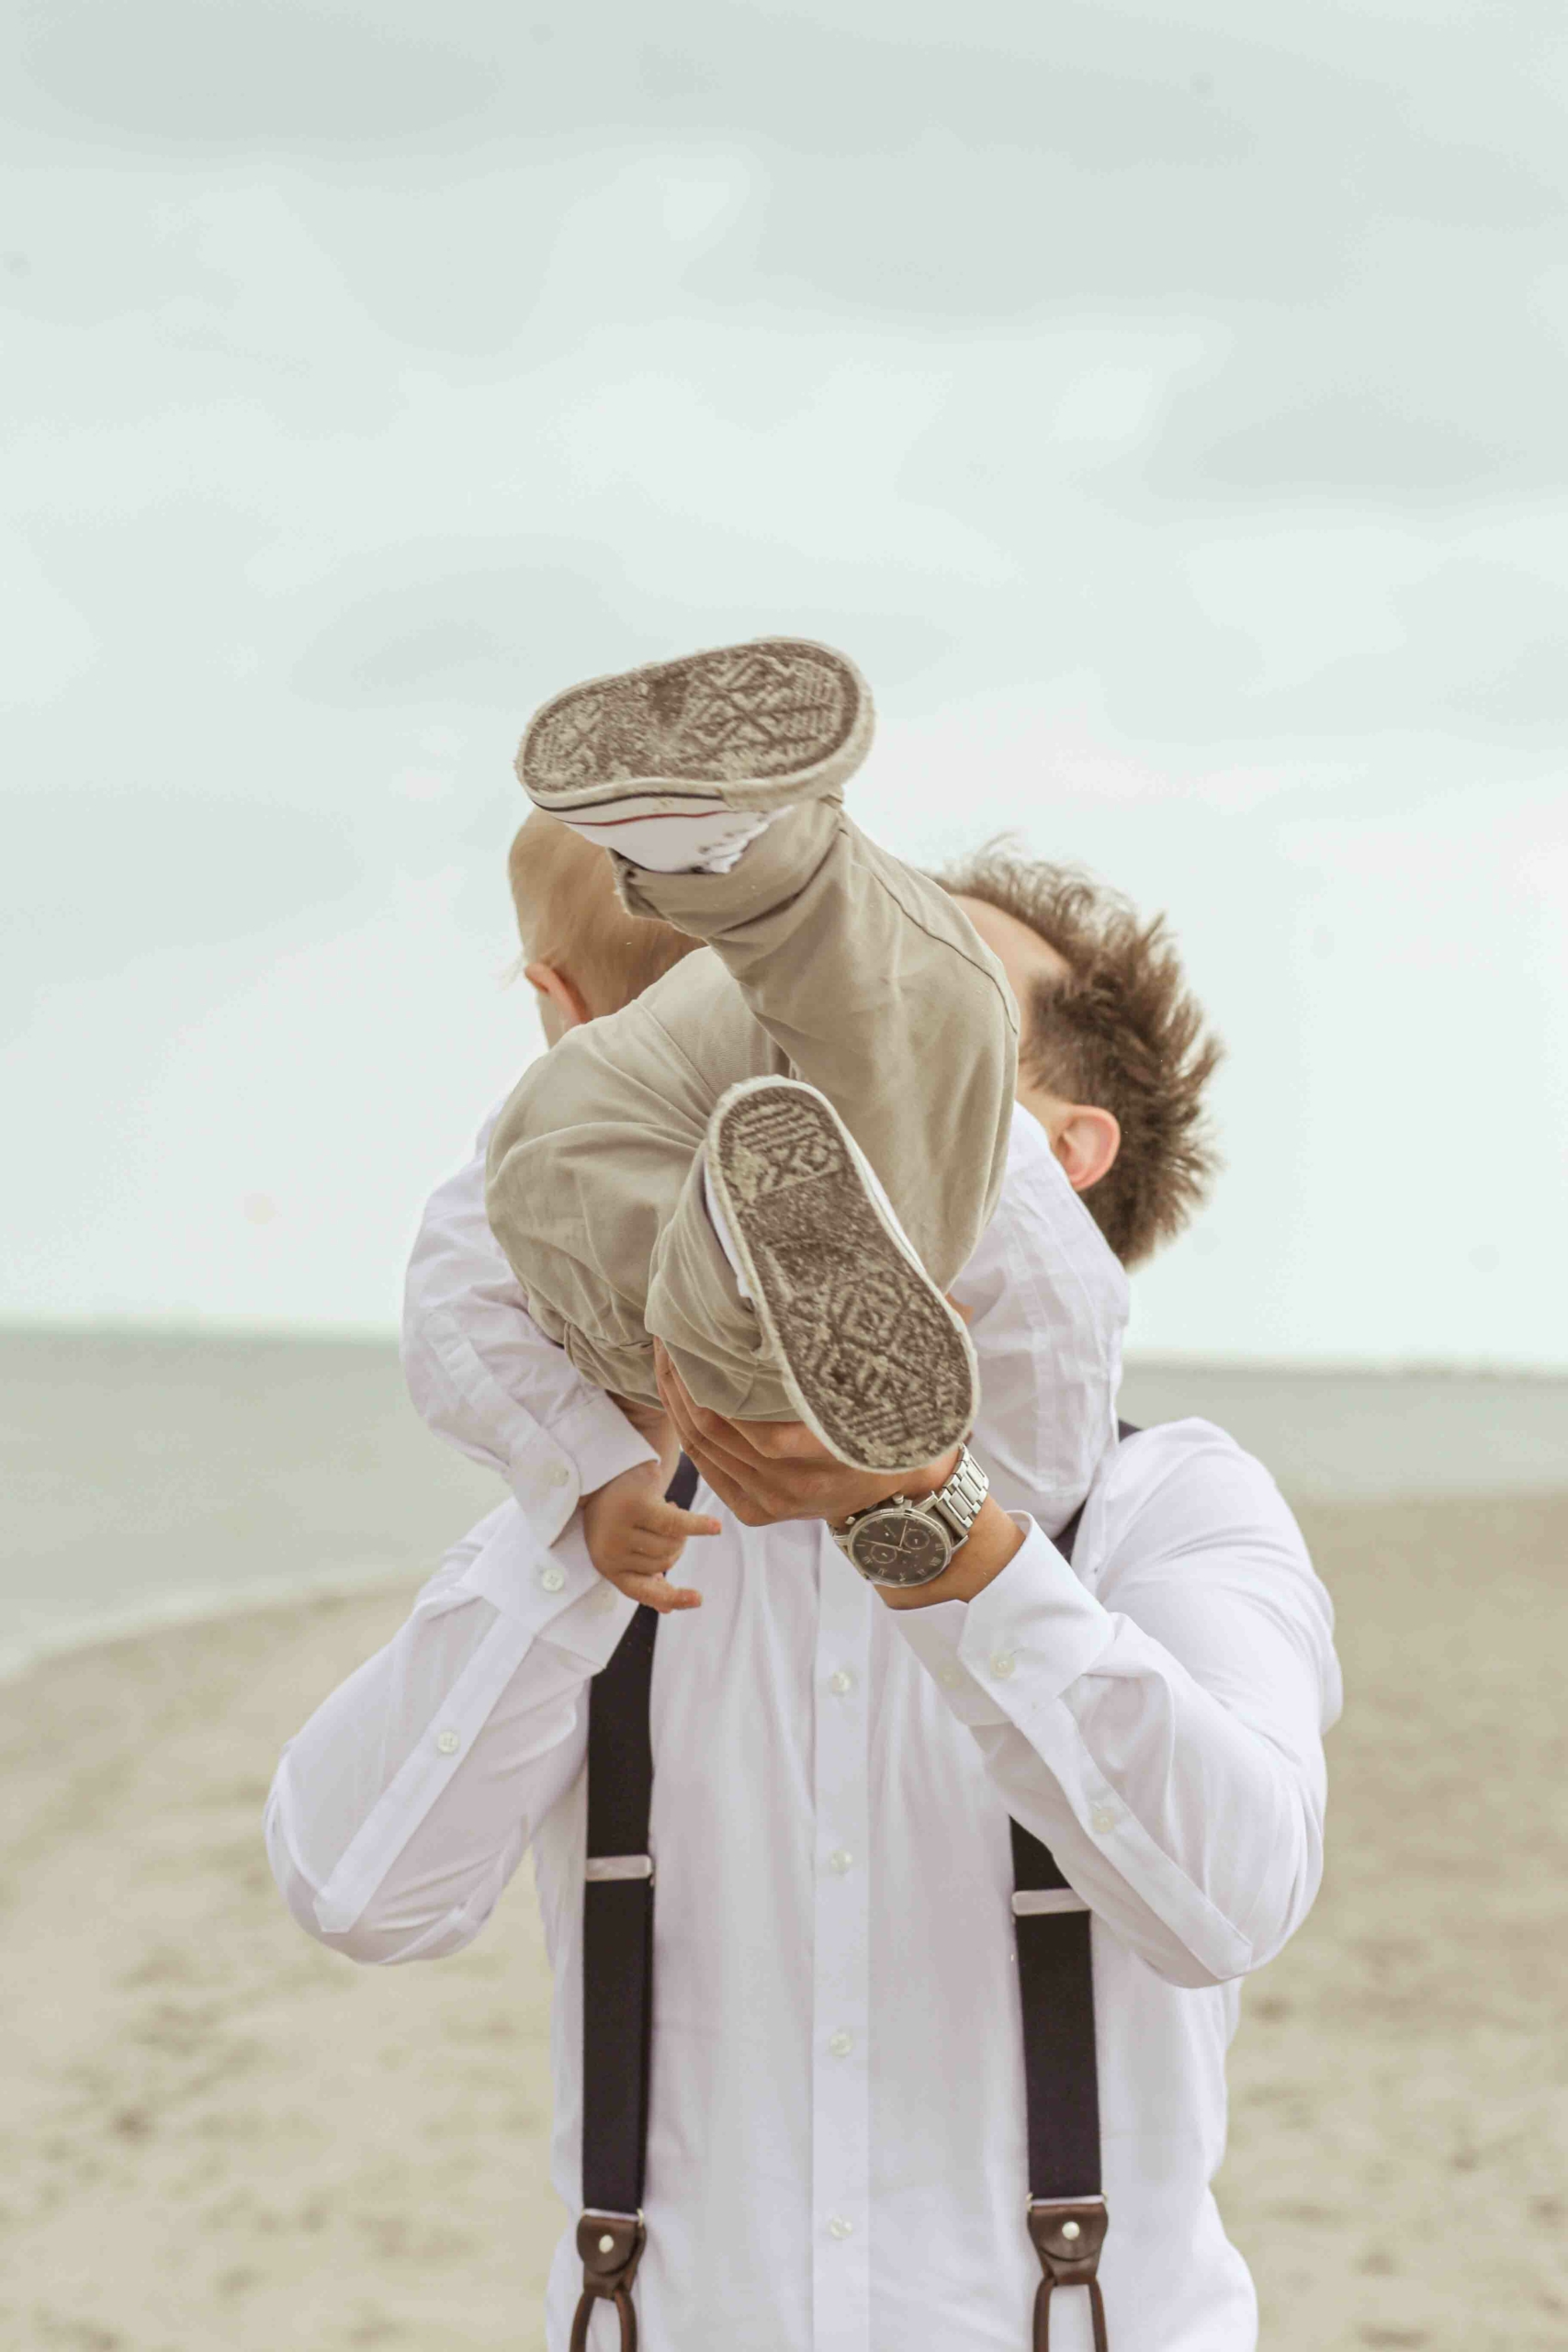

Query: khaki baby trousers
[484,797,1019,1420]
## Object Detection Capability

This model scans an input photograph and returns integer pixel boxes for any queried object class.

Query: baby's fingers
[611,1568,704,1615]
[637,1498,723,1543]
[623,1534,686,1571]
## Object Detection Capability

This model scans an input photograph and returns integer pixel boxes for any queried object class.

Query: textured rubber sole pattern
[707,1080,976,1474]
[518,639,871,814]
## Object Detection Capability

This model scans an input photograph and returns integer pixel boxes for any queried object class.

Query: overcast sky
[3,0,1565,1364]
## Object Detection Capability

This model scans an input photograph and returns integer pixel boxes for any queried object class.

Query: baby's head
[508,809,702,1043]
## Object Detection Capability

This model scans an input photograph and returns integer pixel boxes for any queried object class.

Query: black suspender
[1009,1418,1142,2352]
[570,1453,699,2352]
[572,1435,1136,2351]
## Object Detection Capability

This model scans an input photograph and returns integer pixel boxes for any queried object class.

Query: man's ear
[1052,1104,1121,1194]
[524,961,592,1038]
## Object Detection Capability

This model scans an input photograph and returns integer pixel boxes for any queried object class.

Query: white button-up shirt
[266,1108,1339,2352]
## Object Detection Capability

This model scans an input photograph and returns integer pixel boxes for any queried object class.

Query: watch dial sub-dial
[849,1508,951,1587]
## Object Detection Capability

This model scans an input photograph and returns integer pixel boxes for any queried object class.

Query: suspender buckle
[570,2210,647,2352]
[1027,2199,1109,2352]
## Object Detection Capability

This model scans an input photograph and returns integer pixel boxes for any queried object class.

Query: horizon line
[2,1314,1565,1385]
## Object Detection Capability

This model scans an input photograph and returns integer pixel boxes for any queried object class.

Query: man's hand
[653,1342,1026,1606]
[653,1341,955,1528]
[582,1409,720,1615]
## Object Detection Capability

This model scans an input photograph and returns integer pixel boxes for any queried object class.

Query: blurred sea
[2,1327,1563,1680]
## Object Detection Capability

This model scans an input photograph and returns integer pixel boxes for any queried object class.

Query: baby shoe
[516,638,873,874]
[703,1077,976,1475]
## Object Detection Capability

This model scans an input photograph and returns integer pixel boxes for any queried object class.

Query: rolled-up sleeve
[894,1423,1341,1989]
[265,1500,634,1966]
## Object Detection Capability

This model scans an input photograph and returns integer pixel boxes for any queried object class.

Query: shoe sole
[705,1080,976,1475]
[516,639,873,821]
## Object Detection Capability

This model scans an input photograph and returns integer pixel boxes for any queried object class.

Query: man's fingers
[652,1345,833,1470]
[654,1342,696,1442]
[670,1396,757,1476]
[654,1345,754,1464]
[675,1442,745,1513]
[673,1401,807,1471]
[654,1343,838,1525]
[670,1408,823,1523]
[655,1363,750,1490]
[681,1442,782,1528]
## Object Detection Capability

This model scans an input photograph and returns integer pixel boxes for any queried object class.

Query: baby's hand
[582,1457,720,1616]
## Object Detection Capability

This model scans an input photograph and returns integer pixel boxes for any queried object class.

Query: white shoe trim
[555,804,782,875]
[703,1159,754,1302]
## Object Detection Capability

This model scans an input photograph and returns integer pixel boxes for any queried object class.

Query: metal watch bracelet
[923,1446,990,1544]
[831,1445,989,1588]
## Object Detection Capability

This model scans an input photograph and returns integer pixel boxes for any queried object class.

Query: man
[265,840,1340,2351]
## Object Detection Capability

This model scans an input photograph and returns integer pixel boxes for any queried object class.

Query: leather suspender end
[570,2211,647,2352]
[1027,2199,1110,2352]
[1027,2196,1107,2281]
[577,2208,646,2287]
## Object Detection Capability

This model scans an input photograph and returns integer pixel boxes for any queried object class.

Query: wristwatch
[830,1446,990,1589]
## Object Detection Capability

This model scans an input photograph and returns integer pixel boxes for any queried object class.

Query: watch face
[848,1506,953,1588]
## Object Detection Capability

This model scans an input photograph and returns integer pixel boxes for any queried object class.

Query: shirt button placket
[811,1549,872,2349]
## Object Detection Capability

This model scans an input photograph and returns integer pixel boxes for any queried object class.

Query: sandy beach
[3,1338,1566,2347]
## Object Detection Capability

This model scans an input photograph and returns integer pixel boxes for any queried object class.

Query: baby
[407,675,1134,1607]
[484,638,1019,1490]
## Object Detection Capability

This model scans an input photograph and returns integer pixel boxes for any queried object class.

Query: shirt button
[938,1665,960,1688]
[828,1848,853,1875]
[434,1729,460,1756]
[828,2030,853,2058]
[540,1566,567,1594]
[991,1652,1016,1679]
[546,1461,571,1489]
[828,1668,854,1696]
[1090,1804,1118,1835]
[827,2215,854,2240]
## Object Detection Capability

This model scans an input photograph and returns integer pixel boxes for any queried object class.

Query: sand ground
[3,1492,1566,2351]
[7,1327,1565,1677]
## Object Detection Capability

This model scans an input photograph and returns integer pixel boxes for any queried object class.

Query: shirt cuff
[502,1400,656,1544]
[894,1518,1117,1728]
[545,1389,660,1498]
[460,1510,629,1662]
[892,1599,1010,1725]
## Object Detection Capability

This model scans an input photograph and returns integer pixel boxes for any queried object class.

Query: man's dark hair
[939,841,1224,1267]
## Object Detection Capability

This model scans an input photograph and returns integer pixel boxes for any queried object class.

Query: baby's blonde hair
[507,809,702,1016]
